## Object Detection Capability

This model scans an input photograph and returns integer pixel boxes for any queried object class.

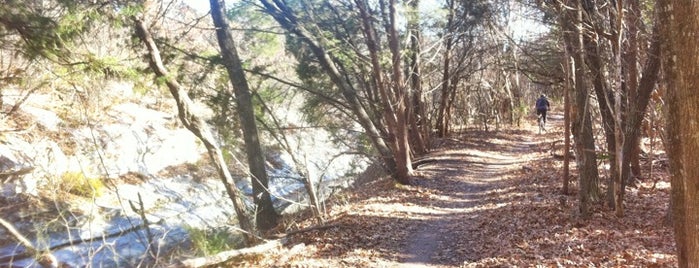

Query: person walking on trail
[536,94,550,124]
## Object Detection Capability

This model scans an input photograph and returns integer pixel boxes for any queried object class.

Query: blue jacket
[536,97,550,110]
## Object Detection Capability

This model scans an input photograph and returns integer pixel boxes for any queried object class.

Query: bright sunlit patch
[182,0,210,13]
[653,181,671,189]
[357,202,446,219]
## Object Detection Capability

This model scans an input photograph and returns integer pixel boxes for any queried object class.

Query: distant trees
[256,0,513,184]
[258,0,416,184]
[659,0,699,265]
[435,0,491,136]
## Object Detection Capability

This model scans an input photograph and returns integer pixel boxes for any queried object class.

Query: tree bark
[624,0,642,181]
[435,0,456,137]
[584,36,618,209]
[564,0,600,219]
[386,0,413,183]
[209,0,279,231]
[406,0,428,155]
[618,18,662,187]
[609,0,625,218]
[132,16,255,243]
[658,0,699,266]
[618,28,661,214]
[562,44,572,195]
[576,0,620,212]
[355,0,411,185]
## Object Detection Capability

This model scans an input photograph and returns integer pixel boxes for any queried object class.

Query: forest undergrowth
[233,113,677,267]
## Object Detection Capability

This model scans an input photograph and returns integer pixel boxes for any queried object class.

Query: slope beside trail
[242,113,676,267]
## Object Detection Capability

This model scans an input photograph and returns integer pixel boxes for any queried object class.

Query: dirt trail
[252,112,674,267]
[400,117,558,266]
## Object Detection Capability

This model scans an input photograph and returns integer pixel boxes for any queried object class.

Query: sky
[181,0,548,40]
[183,0,210,13]
[182,0,442,15]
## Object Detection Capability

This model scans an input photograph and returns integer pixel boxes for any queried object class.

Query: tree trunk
[611,1,627,218]
[625,0,642,181]
[658,0,699,265]
[618,28,661,214]
[562,43,572,195]
[386,0,413,183]
[565,0,600,219]
[435,0,456,137]
[618,22,662,203]
[445,75,460,132]
[354,0,412,185]
[575,0,622,213]
[503,70,515,125]
[132,17,255,243]
[406,0,428,155]
[209,0,278,231]
[512,41,523,127]
[180,239,285,267]
[584,36,618,209]
[572,59,600,219]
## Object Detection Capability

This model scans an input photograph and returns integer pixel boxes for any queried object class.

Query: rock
[20,106,61,132]
[69,104,205,177]
[0,145,37,196]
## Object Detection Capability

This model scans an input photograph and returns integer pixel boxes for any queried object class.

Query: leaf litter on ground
[230,116,677,267]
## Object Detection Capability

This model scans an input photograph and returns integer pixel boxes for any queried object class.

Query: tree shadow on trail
[288,168,673,267]
[391,126,675,266]
[288,214,426,263]
[433,129,544,157]
[270,120,675,267]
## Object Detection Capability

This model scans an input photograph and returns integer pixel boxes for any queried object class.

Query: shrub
[186,226,242,255]
[59,171,104,197]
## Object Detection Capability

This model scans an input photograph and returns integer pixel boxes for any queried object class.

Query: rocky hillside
[0,81,370,267]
